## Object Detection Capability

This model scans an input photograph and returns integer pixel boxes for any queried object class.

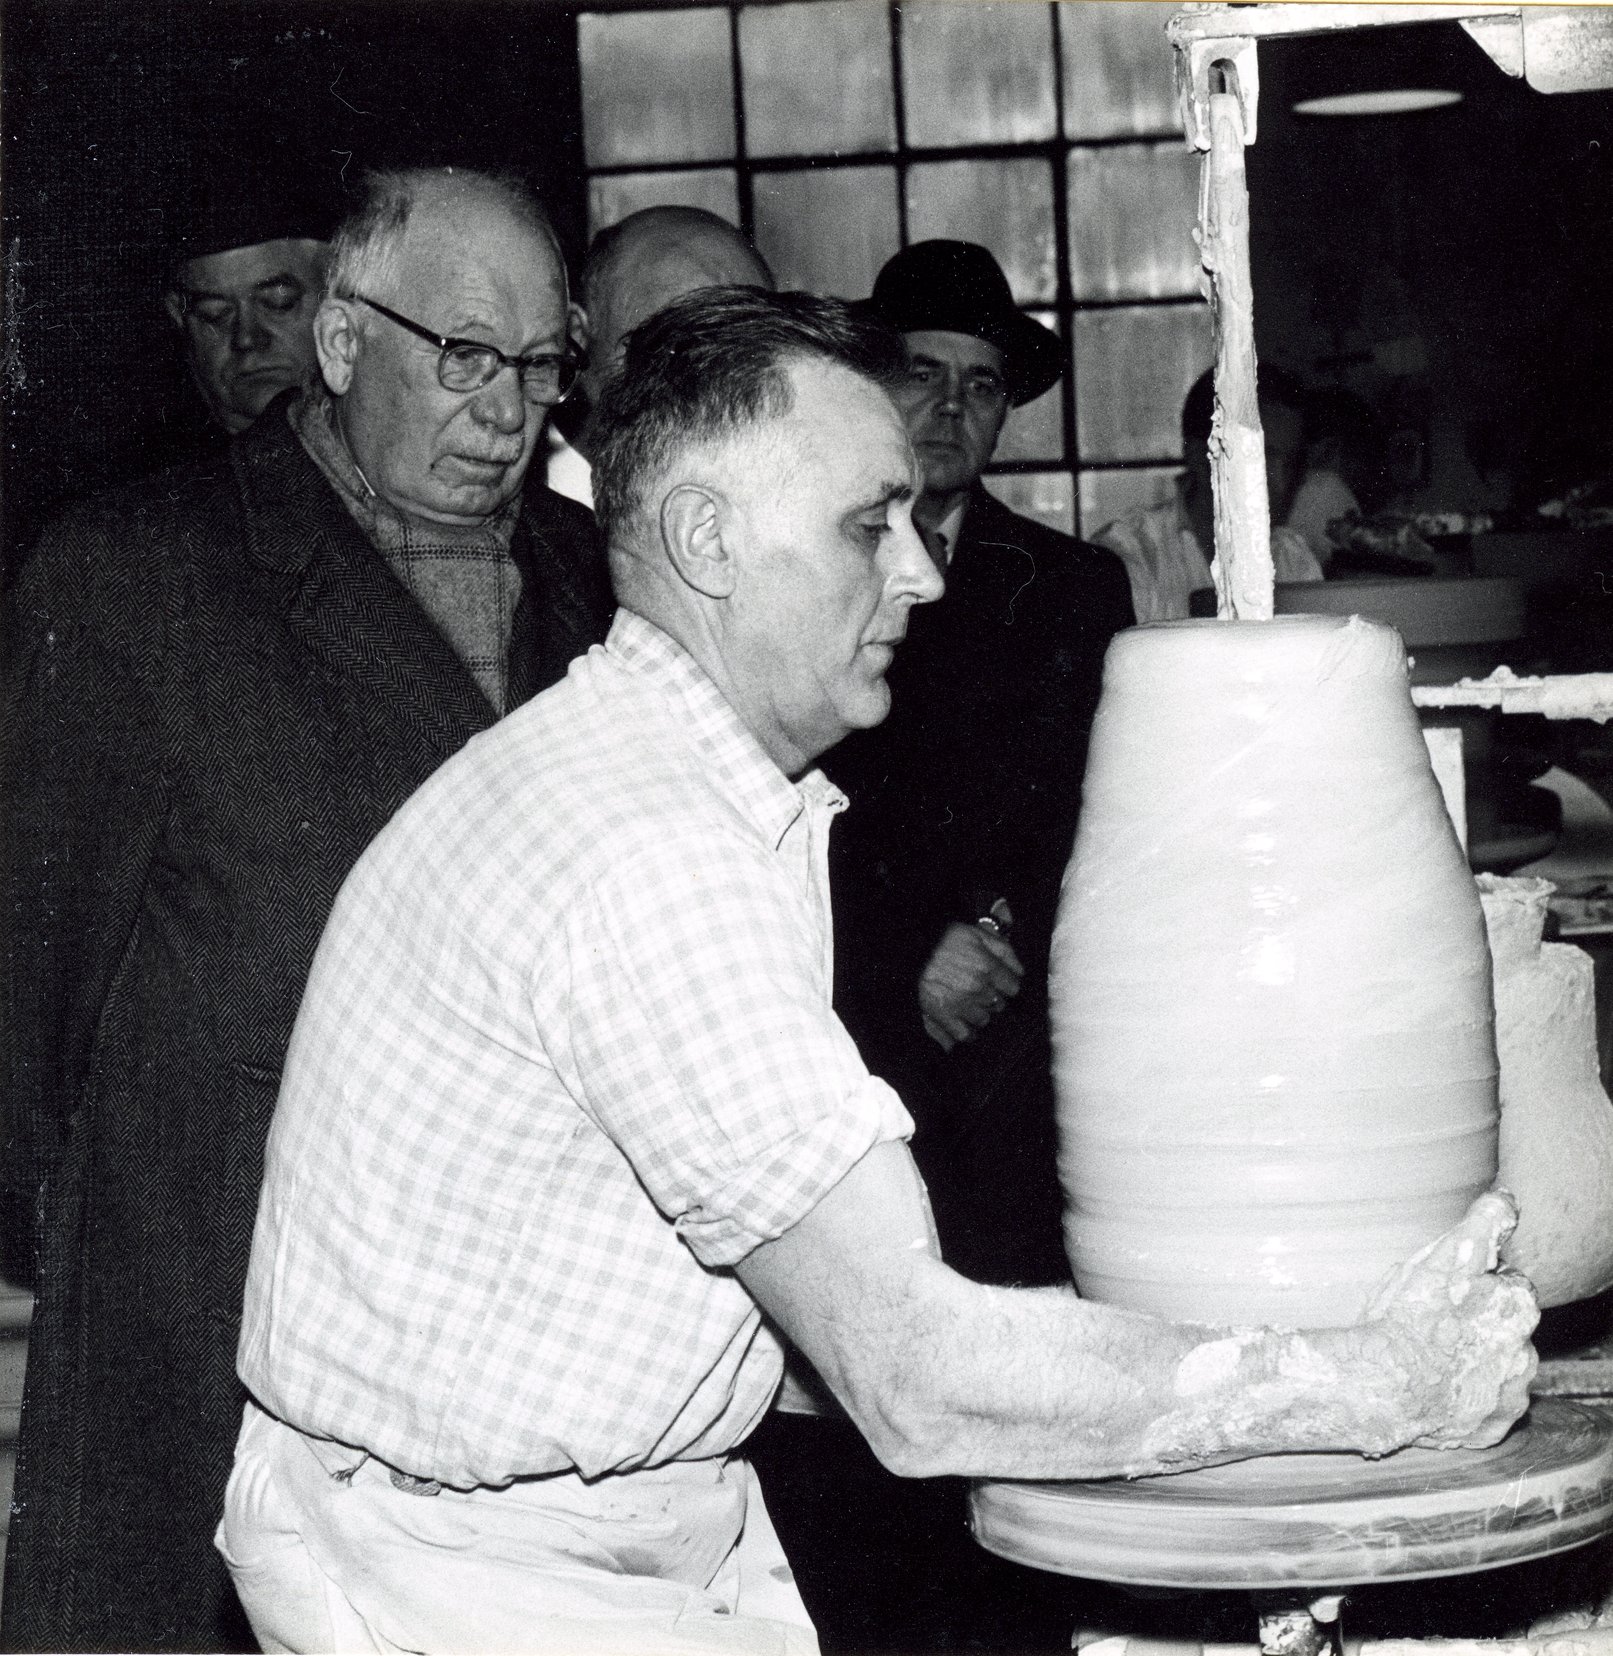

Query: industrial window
[577,0,1206,537]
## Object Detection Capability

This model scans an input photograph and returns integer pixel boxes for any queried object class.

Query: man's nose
[932,372,965,416]
[888,516,946,606]
[470,366,528,434]
[230,304,271,354]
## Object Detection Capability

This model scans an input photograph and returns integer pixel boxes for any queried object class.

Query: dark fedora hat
[862,240,1062,407]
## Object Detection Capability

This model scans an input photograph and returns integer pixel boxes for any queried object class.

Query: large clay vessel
[1051,616,1498,1328]
[1480,873,1613,1307]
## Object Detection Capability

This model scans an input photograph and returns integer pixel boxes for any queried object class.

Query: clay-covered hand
[1359,1190,1539,1452]
[918,923,1025,1052]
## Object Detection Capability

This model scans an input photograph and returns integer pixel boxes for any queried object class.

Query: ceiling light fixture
[1294,87,1463,117]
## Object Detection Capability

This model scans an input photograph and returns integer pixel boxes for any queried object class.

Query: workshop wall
[577,0,1209,539]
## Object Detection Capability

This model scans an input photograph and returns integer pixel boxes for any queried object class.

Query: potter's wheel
[970,1399,1613,1591]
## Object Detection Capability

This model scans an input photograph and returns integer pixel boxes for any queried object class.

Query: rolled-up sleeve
[566,827,913,1267]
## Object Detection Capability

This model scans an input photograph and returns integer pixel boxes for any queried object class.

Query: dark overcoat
[0,406,611,1652]
[825,483,1135,1286]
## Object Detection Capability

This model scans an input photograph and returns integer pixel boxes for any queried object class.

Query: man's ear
[660,484,735,599]
[313,298,360,396]
[568,300,589,358]
[163,289,186,332]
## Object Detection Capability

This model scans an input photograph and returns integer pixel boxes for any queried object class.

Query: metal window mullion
[1047,0,1078,522]
[888,0,910,247]
[729,5,754,241]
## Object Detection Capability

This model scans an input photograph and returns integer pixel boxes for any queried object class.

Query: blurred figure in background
[1286,382,1388,563]
[1094,364,1321,622]
[546,204,774,506]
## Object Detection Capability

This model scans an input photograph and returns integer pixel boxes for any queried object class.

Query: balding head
[579,206,774,415]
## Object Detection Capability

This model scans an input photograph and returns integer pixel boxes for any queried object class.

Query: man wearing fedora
[748,241,1135,1653]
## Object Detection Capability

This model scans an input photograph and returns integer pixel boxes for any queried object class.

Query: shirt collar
[935,496,968,555]
[606,609,845,850]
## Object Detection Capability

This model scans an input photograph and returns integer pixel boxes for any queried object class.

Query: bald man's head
[579,206,774,415]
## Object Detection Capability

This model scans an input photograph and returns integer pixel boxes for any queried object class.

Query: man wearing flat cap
[165,178,331,437]
[750,240,1136,1652]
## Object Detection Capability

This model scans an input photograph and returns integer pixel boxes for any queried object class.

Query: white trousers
[216,1403,818,1655]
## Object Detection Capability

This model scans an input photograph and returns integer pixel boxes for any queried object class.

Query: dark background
[1251,20,1613,511]
[1,0,586,563]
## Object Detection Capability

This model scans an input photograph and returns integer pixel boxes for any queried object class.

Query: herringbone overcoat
[0,406,611,1652]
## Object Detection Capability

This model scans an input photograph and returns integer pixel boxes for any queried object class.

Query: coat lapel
[230,413,498,761]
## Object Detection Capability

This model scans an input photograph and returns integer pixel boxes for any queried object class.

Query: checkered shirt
[238,609,913,1489]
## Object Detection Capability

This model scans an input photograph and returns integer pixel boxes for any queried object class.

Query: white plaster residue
[1174,1333,1257,1396]
[1257,1074,1287,1092]
[1250,883,1298,916]
[1273,1335,1338,1388]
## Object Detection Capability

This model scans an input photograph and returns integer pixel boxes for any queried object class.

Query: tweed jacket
[824,483,1134,1286]
[0,404,611,1653]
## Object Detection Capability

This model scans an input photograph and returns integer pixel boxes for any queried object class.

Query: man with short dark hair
[1,164,609,1652]
[1094,363,1321,622]
[220,286,1532,1656]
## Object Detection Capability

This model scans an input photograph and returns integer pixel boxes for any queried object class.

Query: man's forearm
[820,1268,1420,1481]
[739,1144,1535,1483]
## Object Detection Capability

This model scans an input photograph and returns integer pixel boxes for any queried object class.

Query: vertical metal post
[1199,66,1275,620]
[1176,30,1273,621]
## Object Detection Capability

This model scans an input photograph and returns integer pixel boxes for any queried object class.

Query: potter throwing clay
[1479,874,1613,1307]
[1051,616,1498,1327]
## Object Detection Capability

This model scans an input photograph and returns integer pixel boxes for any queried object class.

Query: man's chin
[418,463,530,522]
[412,480,524,525]
[844,683,894,732]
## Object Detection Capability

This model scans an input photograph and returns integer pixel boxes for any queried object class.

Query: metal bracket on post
[1176,33,1260,152]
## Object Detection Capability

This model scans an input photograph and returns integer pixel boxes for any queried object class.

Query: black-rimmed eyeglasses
[348,294,583,406]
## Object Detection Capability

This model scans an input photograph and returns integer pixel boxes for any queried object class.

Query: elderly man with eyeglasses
[1,165,609,1653]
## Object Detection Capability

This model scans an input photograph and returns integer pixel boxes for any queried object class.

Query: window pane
[739,3,895,158]
[1068,143,1200,301]
[1079,466,1182,537]
[588,170,741,238]
[994,311,1064,464]
[752,167,899,298]
[906,159,1056,305]
[1060,2,1181,141]
[900,1,1057,147]
[983,472,1074,538]
[1073,304,1211,464]
[579,10,736,167]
